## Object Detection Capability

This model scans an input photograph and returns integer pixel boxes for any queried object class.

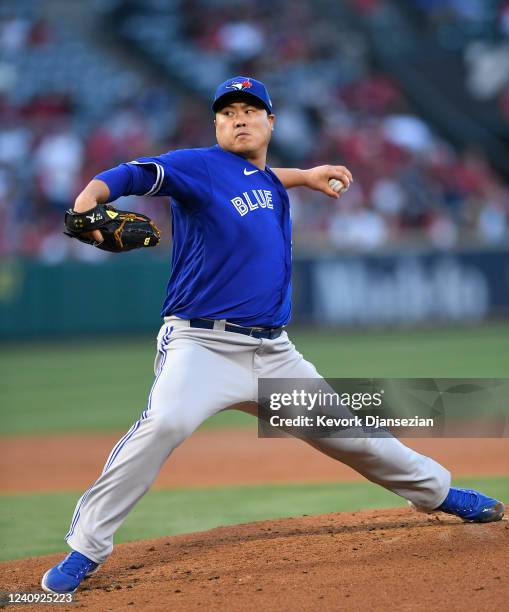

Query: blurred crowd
[0,0,508,262]
[408,0,509,121]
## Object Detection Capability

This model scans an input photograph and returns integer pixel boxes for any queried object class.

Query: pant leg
[257,332,450,510]
[66,323,254,564]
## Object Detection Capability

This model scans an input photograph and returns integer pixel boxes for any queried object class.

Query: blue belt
[189,318,283,339]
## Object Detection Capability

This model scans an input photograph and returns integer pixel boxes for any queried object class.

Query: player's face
[214,100,275,159]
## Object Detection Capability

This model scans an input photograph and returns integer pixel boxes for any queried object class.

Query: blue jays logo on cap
[227,79,254,92]
[212,76,273,114]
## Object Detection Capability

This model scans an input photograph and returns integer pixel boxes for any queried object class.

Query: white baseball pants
[66,317,450,564]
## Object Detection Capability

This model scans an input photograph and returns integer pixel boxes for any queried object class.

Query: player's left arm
[272,165,353,199]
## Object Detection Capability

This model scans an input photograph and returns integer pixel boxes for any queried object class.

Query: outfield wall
[303,248,509,326]
[0,248,507,339]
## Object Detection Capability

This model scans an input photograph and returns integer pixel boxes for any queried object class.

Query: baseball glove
[64,203,161,253]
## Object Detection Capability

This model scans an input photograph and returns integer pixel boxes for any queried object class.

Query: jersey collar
[214,144,269,173]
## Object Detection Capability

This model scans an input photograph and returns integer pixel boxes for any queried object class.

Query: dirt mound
[2,508,508,611]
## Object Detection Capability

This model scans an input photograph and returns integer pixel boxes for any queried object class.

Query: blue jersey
[96,145,292,327]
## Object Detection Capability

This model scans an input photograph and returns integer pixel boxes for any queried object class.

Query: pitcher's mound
[2,508,508,611]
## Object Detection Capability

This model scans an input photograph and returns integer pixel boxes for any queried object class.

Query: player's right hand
[304,165,353,199]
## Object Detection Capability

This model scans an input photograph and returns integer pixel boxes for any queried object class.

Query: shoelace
[60,554,95,579]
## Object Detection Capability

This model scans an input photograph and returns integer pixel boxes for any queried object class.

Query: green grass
[1,324,508,436]
[0,476,507,562]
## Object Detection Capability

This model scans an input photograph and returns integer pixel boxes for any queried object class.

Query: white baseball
[328,178,349,194]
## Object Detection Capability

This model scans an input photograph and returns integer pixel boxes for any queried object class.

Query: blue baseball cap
[212,76,273,114]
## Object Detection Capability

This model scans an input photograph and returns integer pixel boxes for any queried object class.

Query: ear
[268,113,275,131]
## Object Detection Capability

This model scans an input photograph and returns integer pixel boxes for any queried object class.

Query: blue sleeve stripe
[129,161,164,196]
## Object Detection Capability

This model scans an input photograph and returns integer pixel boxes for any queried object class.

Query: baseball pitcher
[42,77,504,594]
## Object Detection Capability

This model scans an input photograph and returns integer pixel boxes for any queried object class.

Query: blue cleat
[437,487,505,523]
[41,551,99,593]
